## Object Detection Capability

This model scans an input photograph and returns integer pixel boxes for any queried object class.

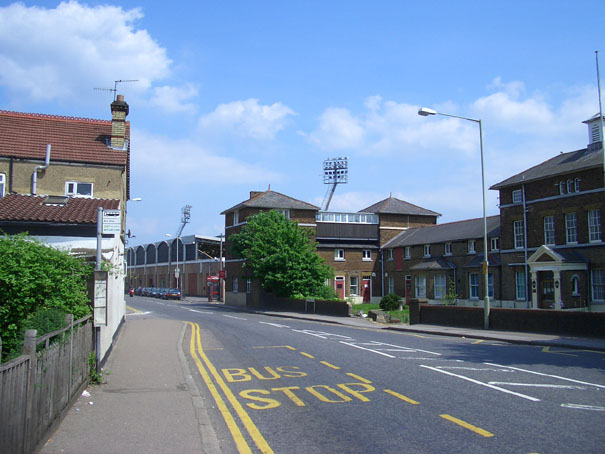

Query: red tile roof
[0,110,129,166]
[0,194,120,224]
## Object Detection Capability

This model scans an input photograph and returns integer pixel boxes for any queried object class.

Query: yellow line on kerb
[440,414,494,438]
[186,322,250,453]
[189,322,274,454]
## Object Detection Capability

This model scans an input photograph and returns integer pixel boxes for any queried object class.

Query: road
[127,296,605,454]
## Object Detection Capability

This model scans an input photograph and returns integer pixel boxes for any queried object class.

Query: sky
[1,1,605,247]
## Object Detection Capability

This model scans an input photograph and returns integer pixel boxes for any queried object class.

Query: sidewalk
[39,317,220,454]
[184,296,605,352]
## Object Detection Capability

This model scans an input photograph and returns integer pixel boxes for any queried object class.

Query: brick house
[0,96,131,360]
[490,115,604,310]
[382,216,502,306]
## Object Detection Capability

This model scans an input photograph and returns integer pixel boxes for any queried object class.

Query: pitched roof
[361,196,441,217]
[383,215,501,248]
[0,110,129,167]
[221,190,319,214]
[490,147,603,189]
[0,194,120,224]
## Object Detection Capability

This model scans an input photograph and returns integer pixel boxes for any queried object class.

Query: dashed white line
[259,322,291,328]
[223,315,247,320]
[489,383,588,390]
[561,403,605,411]
[484,363,605,389]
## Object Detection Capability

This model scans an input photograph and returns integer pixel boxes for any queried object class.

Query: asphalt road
[127,296,605,454]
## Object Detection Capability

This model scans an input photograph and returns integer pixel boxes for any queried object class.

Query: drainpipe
[32,144,51,195]
[380,250,385,297]
[522,180,529,308]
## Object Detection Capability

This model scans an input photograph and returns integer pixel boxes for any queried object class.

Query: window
[334,249,345,261]
[515,271,526,300]
[574,178,581,192]
[444,242,452,256]
[388,276,394,295]
[467,240,476,254]
[514,220,525,249]
[567,179,574,193]
[434,274,446,300]
[246,279,252,293]
[544,216,555,245]
[512,189,522,204]
[350,276,359,296]
[404,247,411,259]
[571,275,580,296]
[66,181,93,197]
[490,237,500,251]
[275,209,290,219]
[415,275,426,298]
[362,250,372,261]
[469,273,479,299]
[591,269,605,302]
[233,210,239,225]
[559,181,566,195]
[565,212,577,244]
[488,273,494,298]
[588,210,602,242]
[386,249,393,261]
[0,173,5,197]
[233,277,239,293]
[423,245,431,258]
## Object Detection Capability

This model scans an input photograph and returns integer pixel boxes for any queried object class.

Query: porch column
[553,270,562,310]
[530,270,538,309]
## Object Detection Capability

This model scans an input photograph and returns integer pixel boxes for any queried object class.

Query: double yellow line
[186,322,273,454]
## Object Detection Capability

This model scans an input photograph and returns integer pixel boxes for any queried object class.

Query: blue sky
[1,1,605,246]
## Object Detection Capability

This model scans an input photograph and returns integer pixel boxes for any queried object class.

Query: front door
[540,279,555,309]
[334,277,345,300]
[362,277,371,302]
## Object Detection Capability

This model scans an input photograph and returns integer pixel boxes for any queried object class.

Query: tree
[0,234,92,360]
[229,211,333,298]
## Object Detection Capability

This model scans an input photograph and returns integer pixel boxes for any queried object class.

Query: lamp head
[418,107,437,116]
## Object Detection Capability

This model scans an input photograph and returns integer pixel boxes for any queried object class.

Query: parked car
[163,288,182,300]
[156,288,169,299]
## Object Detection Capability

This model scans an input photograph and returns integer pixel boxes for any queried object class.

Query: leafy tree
[380,293,403,311]
[230,211,333,298]
[0,234,92,360]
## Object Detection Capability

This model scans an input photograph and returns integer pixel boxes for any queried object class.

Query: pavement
[37,296,605,454]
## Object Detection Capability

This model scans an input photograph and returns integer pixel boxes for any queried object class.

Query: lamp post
[418,107,490,329]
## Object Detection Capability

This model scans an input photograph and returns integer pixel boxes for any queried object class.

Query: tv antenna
[94,79,139,100]
[321,157,348,211]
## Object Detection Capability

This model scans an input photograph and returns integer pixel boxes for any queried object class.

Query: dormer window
[66,181,92,198]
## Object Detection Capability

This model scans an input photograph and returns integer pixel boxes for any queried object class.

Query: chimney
[110,94,129,149]
[250,191,263,199]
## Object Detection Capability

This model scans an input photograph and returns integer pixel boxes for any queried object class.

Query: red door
[362,278,371,302]
[335,277,345,299]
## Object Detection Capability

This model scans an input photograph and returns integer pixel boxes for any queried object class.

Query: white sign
[102,209,121,234]
[94,277,107,326]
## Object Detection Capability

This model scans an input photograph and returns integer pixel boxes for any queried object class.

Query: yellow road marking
[252,345,296,350]
[186,323,251,454]
[189,322,274,454]
[346,373,372,384]
[300,352,315,359]
[384,389,419,405]
[320,361,340,370]
[126,305,142,313]
[440,414,494,438]
[542,347,577,357]
[472,340,484,345]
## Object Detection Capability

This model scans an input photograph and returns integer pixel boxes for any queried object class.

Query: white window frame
[233,210,239,225]
[588,209,602,243]
[233,277,239,293]
[423,244,431,258]
[444,242,452,256]
[334,249,345,261]
[415,275,426,298]
[514,220,525,249]
[567,179,574,193]
[544,216,555,245]
[246,279,252,293]
[362,250,372,261]
[65,181,93,198]
[515,271,526,301]
[574,178,581,192]
[0,173,5,197]
[386,249,394,261]
[404,247,411,260]
[469,273,479,299]
[350,276,359,296]
[275,209,290,219]
[490,237,500,251]
[434,274,446,300]
[512,189,522,204]
[559,181,566,195]
[565,212,578,244]
[388,276,394,295]
[591,269,605,302]
[571,275,580,297]
[467,240,476,254]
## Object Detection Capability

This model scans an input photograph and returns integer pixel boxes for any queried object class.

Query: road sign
[102,209,121,234]
[219,270,226,279]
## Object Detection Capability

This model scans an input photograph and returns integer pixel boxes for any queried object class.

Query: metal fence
[0,314,93,454]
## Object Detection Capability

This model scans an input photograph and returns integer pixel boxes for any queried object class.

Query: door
[540,279,555,309]
[362,277,371,302]
[334,277,345,300]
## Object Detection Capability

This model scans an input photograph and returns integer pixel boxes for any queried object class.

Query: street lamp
[418,106,491,329]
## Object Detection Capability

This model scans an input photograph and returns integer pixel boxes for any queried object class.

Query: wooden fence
[0,314,93,454]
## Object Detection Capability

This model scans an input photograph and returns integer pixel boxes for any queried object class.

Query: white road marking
[187,309,212,314]
[127,311,151,315]
[341,340,441,358]
[438,367,515,372]
[561,403,605,411]
[292,329,353,340]
[420,365,541,402]
[340,341,396,358]
[223,315,247,320]
[489,383,588,390]
[259,322,291,328]
[484,363,605,389]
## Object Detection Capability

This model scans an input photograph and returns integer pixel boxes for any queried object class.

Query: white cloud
[199,98,296,140]
[0,1,170,101]
[150,84,198,114]
[306,107,366,150]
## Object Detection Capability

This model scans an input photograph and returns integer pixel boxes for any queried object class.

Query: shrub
[380,293,402,311]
